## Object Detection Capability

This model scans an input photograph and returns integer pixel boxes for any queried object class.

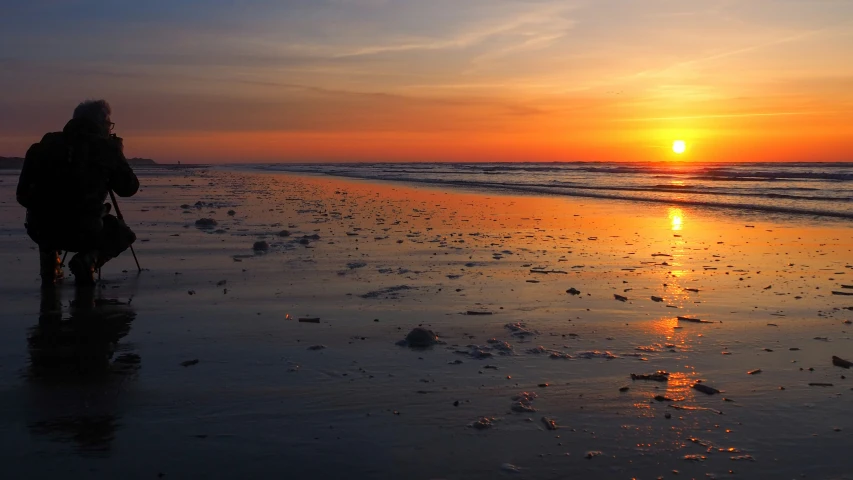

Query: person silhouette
[17,100,139,287]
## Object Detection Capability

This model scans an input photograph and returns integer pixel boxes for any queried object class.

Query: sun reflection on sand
[664,371,699,401]
[668,207,684,231]
[644,315,693,351]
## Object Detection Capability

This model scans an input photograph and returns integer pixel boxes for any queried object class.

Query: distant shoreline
[0,156,160,170]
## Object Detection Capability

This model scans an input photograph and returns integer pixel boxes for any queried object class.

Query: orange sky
[2,1,852,163]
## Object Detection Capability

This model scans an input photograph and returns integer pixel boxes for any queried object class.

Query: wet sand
[0,166,851,479]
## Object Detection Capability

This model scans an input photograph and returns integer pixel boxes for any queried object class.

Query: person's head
[72,99,113,137]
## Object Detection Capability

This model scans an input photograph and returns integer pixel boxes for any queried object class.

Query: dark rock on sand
[278,230,291,237]
[253,241,270,251]
[397,327,439,348]
[566,288,581,295]
[832,356,852,368]
[692,383,720,395]
[677,316,712,323]
[195,218,217,229]
[181,359,199,367]
[631,371,670,382]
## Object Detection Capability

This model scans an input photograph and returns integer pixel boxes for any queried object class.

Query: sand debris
[360,285,412,299]
[485,339,514,355]
[677,316,712,323]
[504,322,537,337]
[670,404,723,415]
[832,356,852,368]
[500,463,523,473]
[510,392,538,413]
[577,350,617,359]
[194,218,217,229]
[530,269,567,274]
[541,417,558,430]
[456,346,494,359]
[747,369,762,375]
[469,417,495,430]
[585,451,602,459]
[631,371,670,382]
[731,455,756,461]
[550,352,573,359]
[692,383,720,395]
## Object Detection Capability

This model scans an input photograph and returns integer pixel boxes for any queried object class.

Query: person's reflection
[26,287,139,456]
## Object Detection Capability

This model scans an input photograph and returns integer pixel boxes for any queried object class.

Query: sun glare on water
[672,140,686,155]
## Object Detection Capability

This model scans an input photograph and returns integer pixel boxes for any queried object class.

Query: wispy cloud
[334,2,576,58]
[613,111,828,122]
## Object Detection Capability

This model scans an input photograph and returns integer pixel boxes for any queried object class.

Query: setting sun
[672,140,686,154]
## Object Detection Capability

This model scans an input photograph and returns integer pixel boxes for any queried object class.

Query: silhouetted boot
[39,249,63,288]
[69,251,98,286]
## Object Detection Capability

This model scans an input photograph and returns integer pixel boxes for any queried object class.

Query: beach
[0,165,851,479]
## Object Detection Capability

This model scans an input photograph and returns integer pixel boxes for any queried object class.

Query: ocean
[252,162,853,221]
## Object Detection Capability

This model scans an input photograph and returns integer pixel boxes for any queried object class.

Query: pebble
[194,218,217,228]
[693,383,721,395]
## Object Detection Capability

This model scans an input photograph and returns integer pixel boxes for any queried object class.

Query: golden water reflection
[668,207,684,231]
[665,371,698,401]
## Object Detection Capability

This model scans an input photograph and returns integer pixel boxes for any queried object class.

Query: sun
[672,140,686,154]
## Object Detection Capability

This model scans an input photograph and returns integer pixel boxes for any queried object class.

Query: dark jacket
[17,118,139,224]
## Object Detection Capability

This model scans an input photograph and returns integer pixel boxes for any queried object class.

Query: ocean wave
[247,163,853,219]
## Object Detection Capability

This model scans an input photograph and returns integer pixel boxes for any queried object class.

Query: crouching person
[16,100,139,287]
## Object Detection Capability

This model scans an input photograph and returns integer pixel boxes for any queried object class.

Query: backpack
[17,132,104,217]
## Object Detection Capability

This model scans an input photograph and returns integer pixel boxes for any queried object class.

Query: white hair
[73,99,112,126]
